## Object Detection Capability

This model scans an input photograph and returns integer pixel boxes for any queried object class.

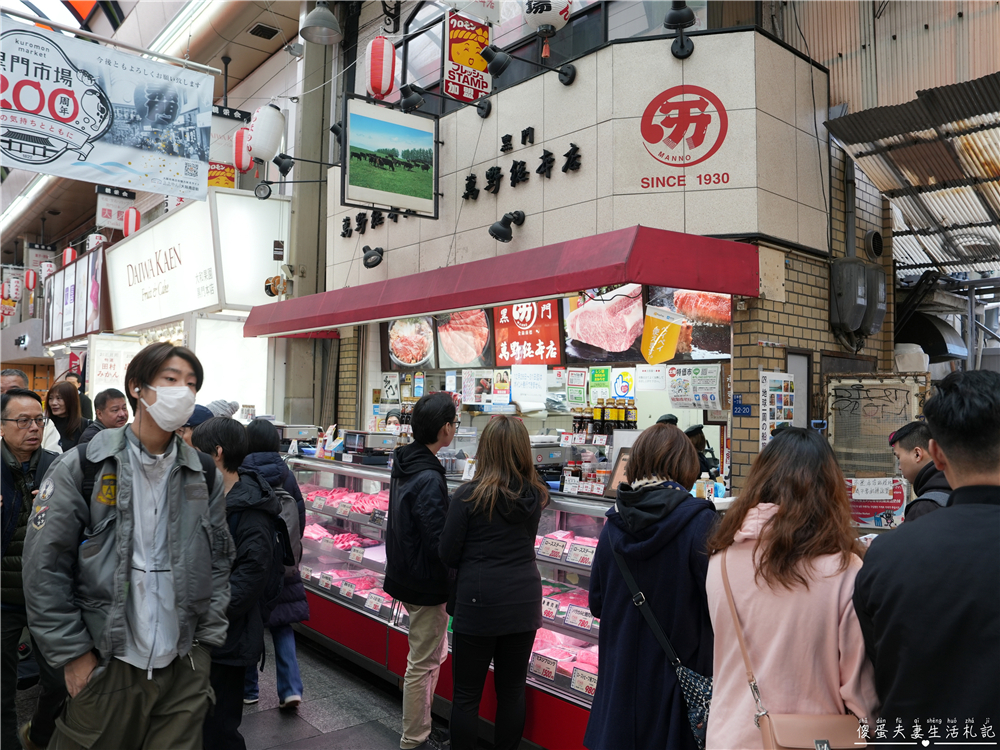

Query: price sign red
[560,432,573,446]
[349,546,365,563]
[364,593,385,612]
[538,538,567,560]
[336,501,353,517]
[565,604,594,631]
[572,433,586,444]
[580,482,593,494]
[340,580,356,599]
[592,435,608,446]
[566,543,594,567]
[300,565,313,581]
[319,572,334,590]
[311,497,326,510]
[541,597,559,621]
[320,538,335,552]
[529,653,557,681]
[570,667,598,697]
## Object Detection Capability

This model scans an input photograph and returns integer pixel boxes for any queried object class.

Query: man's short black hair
[124,342,204,412]
[246,418,280,454]
[65,372,81,384]
[1,369,29,387]
[923,370,1000,472]
[94,388,127,412]
[411,392,456,445]
[191,417,248,472]
[1,387,43,417]
[889,421,931,451]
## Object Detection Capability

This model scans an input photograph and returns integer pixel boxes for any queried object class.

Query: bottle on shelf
[572,407,582,435]
[593,399,604,436]
[626,398,638,430]
[604,399,616,434]
[582,407,593,439]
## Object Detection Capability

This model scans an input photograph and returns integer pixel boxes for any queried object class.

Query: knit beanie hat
[207,399,240,418]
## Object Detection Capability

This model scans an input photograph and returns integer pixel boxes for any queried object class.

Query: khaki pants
[50,646,213,750]
[400,602,449,750]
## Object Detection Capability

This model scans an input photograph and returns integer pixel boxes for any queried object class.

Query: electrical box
[859,263,887,335]
[830,257,868,333]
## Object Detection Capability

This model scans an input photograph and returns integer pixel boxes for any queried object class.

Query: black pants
[1,607,66,748]
[203,662,247,750]
[450,630,536,750]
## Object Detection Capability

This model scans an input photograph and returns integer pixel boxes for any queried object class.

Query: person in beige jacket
[704,428,878,749]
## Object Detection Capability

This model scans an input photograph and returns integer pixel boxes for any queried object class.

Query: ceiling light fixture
[398,84,492,118]
[663,0,697,59]
[479,45,576,86]
[271,153,338,177]
[330,121,343,144]
[301,1,344,46]
[0,174,58,238]
[363,246,385,269]
[489,211,525,243]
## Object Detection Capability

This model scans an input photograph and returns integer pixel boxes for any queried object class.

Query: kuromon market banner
[0,24,213,199]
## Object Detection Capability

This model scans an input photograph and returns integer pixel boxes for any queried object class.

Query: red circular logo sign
[640,85,728,168]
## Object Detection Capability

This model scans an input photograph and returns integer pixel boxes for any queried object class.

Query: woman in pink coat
[704,428,878,749]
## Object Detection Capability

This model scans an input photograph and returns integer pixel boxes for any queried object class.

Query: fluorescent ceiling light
[148,0,216,57]
[2,1,81,34]
[0,174,58,236]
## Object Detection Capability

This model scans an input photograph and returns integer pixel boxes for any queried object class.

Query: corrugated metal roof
[827,72,1000,275]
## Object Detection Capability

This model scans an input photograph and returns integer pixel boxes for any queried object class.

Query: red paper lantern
[234,127,254,173]
[124,206,141,237]
[24,269,37,291]
[62,247,77,266]
[365,36,397,101]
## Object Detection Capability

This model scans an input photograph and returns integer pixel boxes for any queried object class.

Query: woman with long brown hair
[438,416,549,750]
[704,427,878,749]
[42,380,91,452]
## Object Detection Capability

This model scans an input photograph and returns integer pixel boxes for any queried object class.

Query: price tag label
[348,546,365,563]
[570,667,598,697]
[369,509,386,527]
[592,434,608,446]
[541,597,559,621]
[580,482,593,495]
[566,543,595,567]
[529,653,557,681]
[538,538,567,560]
[300,565,313,581]
[340,580,356,599]
[572,433,586,445]
[559,433,573,446]
[336,501,353,517]
[565,604,594,631]
[364,592,385,612]
[562,478,580,495]
[319,572,334,590]
[311,497,326,510]
[320,538,335,552]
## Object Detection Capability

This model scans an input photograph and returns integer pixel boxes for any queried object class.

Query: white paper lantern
[9,276,22,301]
[124,206,141,237]
[523,0,572,57]
[247,104,285,163]
[365,36,396,101]
[87,234,105,253]
[234,127,254,173]
[39,262,55,283]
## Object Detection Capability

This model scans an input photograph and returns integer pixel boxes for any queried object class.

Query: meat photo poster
[434,309,494,369]
[381,317,437,371]
[646,286,732,361]
[562,284,645,364]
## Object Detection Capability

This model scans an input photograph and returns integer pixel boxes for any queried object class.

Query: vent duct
[248,23,280,40]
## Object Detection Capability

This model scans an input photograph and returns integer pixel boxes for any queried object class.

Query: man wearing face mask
[22,342,235,750]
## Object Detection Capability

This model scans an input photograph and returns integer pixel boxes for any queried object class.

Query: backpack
[229,499,294,626]
[274,486,302,575]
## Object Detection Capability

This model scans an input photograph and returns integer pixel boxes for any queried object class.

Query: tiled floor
[16,634,419,750]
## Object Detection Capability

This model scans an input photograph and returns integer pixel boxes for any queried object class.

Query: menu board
[562,284,644,364]
[493,299,562,366]
[380,317,437,371]
[647,286,732,361]
[435,309,494,368]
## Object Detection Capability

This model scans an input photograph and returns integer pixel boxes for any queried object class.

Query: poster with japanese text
[636,365,666,391]
[381,372,401,403]
[493,299,561,366]
[511,364,547,406]
[492,369,511,404]
[0,23,213,199]
[563,284,644,364]
[462,369,493,404]
[647,286,732,361]
[759,372,794,449]
[589,366,611,406]
[444,12,491,103]
[847,478,906,529]
[667,364,721,410]
[435,309,493,368]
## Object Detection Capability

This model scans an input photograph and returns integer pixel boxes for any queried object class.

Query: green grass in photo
[347,146,433,200]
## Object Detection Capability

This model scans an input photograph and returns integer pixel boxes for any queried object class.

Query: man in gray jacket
[23,342,234,750]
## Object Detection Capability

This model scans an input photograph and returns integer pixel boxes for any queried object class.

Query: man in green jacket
[24,343,234,750]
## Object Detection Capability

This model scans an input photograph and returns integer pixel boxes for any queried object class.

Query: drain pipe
[222,56,231,108]
[845,158,856,258]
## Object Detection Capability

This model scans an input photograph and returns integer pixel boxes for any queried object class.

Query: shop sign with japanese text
[1,24,213,199]
[493,299,561,365]
[444,12,491,103]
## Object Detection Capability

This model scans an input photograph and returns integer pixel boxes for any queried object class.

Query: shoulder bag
[719,548,865,750]
[612,549,712,750]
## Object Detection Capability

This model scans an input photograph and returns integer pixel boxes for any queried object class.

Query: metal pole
[0,5,222,75]
[967,287,976,371]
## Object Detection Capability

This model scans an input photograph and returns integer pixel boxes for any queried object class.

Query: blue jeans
[244,625,303,701]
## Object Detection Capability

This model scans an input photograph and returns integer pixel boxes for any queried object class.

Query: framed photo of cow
[341,93,440,219]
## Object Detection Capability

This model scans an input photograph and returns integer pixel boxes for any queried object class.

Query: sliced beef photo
[566,284,644,352]
[673,290,731,325]
[438,309,490,365]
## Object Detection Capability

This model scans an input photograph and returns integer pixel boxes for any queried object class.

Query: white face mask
[140,386,196,433]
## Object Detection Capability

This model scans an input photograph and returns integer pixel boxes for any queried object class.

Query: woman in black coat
[439,416,549,750]
[584,424,716,750]
[45,381,91,451]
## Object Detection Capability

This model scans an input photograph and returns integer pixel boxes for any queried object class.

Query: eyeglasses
[1,416,47,429]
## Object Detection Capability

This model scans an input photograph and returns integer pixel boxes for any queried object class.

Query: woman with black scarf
[43,381,91,452]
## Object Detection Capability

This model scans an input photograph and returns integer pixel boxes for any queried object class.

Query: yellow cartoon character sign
[444,12,492,102]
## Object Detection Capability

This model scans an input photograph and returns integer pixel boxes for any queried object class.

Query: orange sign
[208,162,235,188]
[493,299,561,366]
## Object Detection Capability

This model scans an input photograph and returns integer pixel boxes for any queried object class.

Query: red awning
[244,225,759,337]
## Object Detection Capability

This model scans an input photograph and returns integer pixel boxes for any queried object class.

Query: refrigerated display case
[287,456,610,749]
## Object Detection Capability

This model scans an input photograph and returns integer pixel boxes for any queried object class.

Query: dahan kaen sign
[1,24,213,199]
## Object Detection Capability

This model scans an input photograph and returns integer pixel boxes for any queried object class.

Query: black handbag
[612,549,712,750]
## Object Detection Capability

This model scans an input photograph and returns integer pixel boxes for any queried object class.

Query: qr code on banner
[184,162,198,177]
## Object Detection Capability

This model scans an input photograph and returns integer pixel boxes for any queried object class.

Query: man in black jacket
[854,370,1000,735]
[889,420,951,522]
[1,388,65,750]
[384,392,457,750]
[64,373,93,421]
[193,417,280,750]
[77,388,130,447]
